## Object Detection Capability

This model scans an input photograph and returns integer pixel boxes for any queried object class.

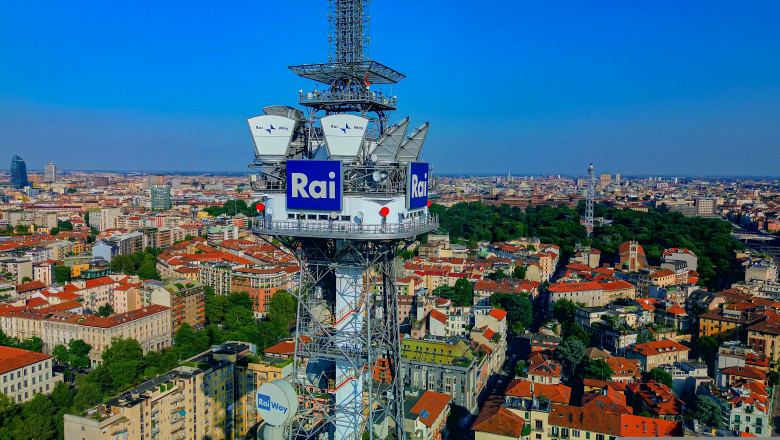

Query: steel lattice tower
[248,1,435,440]
[585,163,595,237]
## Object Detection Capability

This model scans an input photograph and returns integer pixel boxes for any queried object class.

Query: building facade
[0,346,63,403]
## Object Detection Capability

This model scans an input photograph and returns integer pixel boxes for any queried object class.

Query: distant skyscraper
[44,161,57,183]
[151,184,171,211]
[10,155,29,189]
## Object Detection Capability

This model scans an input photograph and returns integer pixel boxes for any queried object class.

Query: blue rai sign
[407,162,429,209]
[286,160,343,211]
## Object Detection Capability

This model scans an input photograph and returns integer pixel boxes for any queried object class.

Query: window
[596,435,604,440]
[573,430,580,438]
[535,420,543,430]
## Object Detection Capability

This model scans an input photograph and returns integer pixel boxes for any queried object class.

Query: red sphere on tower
[379,207,390,217]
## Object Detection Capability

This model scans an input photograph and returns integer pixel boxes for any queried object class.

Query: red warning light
[379,207,389,217]
[256,202,265,212]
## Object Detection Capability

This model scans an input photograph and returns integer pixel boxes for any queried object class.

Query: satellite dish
[372,171,389,182]
[354,211,364,223]
[330,211,339,220]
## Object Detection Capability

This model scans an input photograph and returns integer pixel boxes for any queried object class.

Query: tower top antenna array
[288,0,405,130]
[248,2,435,440]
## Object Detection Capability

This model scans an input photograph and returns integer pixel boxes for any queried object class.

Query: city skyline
[2,1,780,175]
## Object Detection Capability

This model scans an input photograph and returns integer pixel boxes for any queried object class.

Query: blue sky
[1,1,779,176]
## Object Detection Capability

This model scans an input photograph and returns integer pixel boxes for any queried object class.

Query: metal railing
[252,215,438,238]
[299,90,396,109]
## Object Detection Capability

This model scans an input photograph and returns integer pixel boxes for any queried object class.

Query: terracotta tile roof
[489,308,507,321]
[472,397,524,437]
[619,241,645,256]
[747,317,780,335]
[505,379,571,404]
[651,269,675,278]
[25,297,49,308]
[548,281,602,293]
[583,378,626,392]
[15,280,47,294]
[0,346,52,374]
[548,403,621,435]
[620,414,683,437]
[430,309,447,325]
[582,390,632,414]
[409,391,451,427]
[605,357,641,378]
[84,276,116,289]
[626,339,689,357]
[634,298,657,311]
[720,365,766,381]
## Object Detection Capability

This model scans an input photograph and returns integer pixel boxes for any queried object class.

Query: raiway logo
[407,162,429,210]
[286,160,343,211]
[257,393,288,415]
[255,124,290,135]
[330,123,365,134]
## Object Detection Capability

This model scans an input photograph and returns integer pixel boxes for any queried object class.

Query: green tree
[433,278,474,307]
[52,344,69,365]
[99,338,145,393]
[73,381,102,411]
[266,290,296,330]
[582,359,612,380]
[174,323,210,359]
[768,370,779,387]
[515,360,528,377]
[68,339,92,369]
[18,337,43,353]
[512,265,526,280]
[20,277,32,283]
[552,299,579,323]
[488,269,507,281]
[58,220,74,231]
[556,338,586,379]
[562,323,589,346]
[489,292,533,333]
[648,367,673,388]
[16,394,57,440]
[109,255,136,275]
[95,304,114,317]
[137,260,161,280]
[52,265,71,284]
[693,395,724,429]
[0,329,19,347]
[50,381,74,409]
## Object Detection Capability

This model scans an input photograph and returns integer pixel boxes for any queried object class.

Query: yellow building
[698,307,759,339]
[234,354,293,434]
[748,318,780,362]
[63,342,292,440]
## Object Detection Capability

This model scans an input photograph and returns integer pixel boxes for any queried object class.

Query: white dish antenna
[395,122,429,163]
[370,117,409,163]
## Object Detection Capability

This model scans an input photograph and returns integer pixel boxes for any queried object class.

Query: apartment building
[404,390,452,440]
[0,304,171,367]
[624,340,690,371]
[230,266,297,318]
[0,346,63,403]
[198,261,241,295]
[401,339,488,414]
[150,280,206,334]
[64,342,292,440]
